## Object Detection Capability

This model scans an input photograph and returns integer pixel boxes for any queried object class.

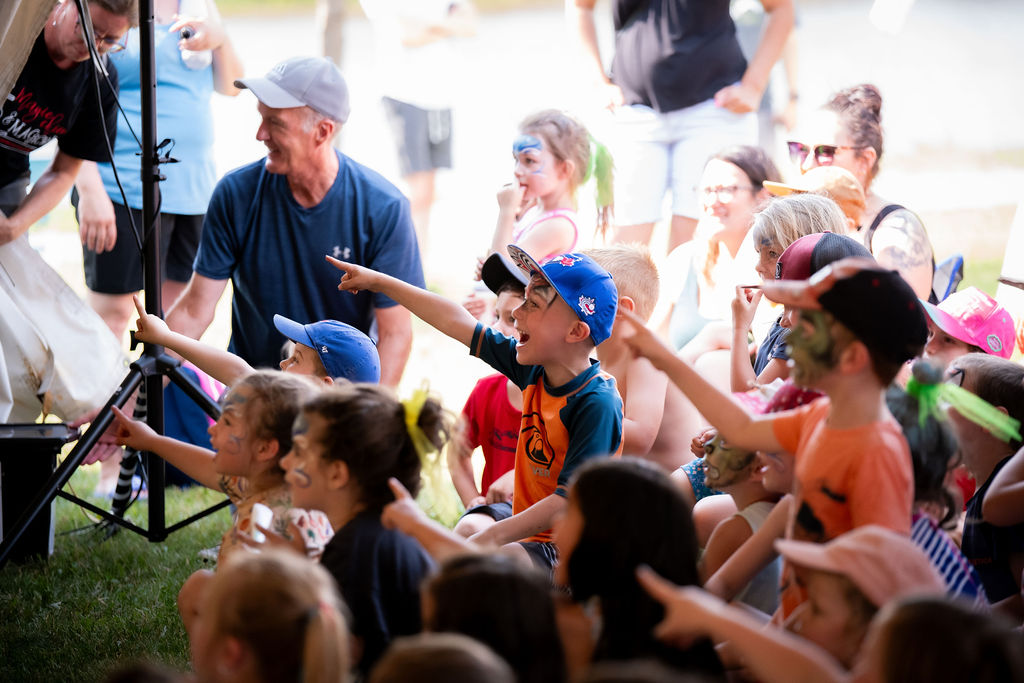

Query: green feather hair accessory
[905,360,1022,443]
[584,136,615,238]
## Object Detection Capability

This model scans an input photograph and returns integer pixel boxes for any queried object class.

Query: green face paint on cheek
[786,310,838,385]
[703,435,756,489]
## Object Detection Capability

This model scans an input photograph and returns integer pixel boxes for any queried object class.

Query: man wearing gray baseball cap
[164,56,423,387]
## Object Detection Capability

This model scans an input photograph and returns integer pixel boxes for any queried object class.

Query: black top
[611,0,746,113]
[961,456,1024,603]
[319,510,433,674]
[0,34,119,188]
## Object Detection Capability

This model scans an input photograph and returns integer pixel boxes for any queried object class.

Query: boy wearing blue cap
[131,295,380,386]
[328,246,623,569]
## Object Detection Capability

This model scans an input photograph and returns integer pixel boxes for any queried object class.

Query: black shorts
[381,96,452,175]
[462,501,514,522]
[519,540,559,572]
[76,197,203,294]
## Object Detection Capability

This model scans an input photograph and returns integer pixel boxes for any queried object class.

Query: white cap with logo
[234,56,350,123]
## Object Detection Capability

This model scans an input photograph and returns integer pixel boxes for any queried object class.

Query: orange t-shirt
[771,398,913,616]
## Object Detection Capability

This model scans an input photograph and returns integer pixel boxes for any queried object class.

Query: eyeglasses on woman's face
[699,184,754,204]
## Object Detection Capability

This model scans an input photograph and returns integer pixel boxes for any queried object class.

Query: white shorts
[611,97,757,226]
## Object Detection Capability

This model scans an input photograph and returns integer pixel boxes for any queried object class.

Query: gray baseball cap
[234,56,350,123]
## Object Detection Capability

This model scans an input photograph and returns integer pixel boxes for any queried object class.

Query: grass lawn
[0,465,230,682]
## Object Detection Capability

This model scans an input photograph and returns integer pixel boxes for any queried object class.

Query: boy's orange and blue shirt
[471,325,623,542]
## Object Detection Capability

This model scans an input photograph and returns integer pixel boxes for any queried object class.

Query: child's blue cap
[273,315,381,382]
[506,245,618,346]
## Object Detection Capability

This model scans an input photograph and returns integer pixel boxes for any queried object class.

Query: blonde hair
[519,110,590,200]
[586,244,660,321]
[205,549,350,683]
[226,370,322,478]
[751,193,848,253]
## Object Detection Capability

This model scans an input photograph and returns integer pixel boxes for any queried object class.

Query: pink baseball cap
[775,525,946,608]
[920,287,1015,358]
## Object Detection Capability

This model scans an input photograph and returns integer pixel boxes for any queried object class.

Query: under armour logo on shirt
[332,245,350,260]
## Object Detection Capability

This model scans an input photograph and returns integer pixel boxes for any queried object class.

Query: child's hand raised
[731,285,763,333]
[131,294,171,345]
[617,309,677,372]
[690,426,716,459]
[326,255,383,294]
[381,477,428,535]
[496,182,527,215]
[636,565,722,648]
[110,404,158,452]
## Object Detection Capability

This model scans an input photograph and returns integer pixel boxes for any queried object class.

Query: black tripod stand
[0,0,227,568]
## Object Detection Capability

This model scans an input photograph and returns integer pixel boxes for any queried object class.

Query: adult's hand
[713,81,762,114]
[77,190,118,253]
[0,212,23,246]
[596,80,625,112]
[169,14,228,52]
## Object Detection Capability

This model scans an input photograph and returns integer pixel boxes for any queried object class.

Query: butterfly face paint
[786,310,840,386]
[703,434,757,489]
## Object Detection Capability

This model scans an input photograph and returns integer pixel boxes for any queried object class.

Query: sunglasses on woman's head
[787,141,865,167]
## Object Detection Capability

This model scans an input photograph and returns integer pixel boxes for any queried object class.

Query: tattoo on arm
[874,211,931,271]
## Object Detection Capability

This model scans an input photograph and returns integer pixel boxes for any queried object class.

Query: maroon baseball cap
[775,232,873,281]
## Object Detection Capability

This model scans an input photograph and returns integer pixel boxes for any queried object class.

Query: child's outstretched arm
[382,478,476,562]
[132,295,254,386]
[637,567,849,683]
[110,405,222,490]
[617,310,782,454]
[327,255,478,347]
[982,445,1024,527]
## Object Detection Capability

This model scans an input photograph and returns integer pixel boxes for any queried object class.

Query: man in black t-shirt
[0,0,136,244]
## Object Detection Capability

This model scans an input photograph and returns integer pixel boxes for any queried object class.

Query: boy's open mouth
[519,332,530,344]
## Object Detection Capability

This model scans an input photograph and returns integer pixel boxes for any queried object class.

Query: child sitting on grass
[618,257,927,619]
[328,245,622,571]
[110,371,329,637]
[275,383,451,675]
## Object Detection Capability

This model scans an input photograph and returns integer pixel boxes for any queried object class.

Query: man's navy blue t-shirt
[194,149,424,368]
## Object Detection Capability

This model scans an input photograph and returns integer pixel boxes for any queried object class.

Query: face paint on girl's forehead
[292,412,309,436]
[513,134,543,156]
[220,390,249,412]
